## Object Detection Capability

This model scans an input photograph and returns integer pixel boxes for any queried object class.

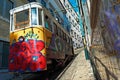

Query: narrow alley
[57,48,95,80]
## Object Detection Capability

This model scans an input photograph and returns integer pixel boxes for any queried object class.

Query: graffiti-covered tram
[9,2,74,72]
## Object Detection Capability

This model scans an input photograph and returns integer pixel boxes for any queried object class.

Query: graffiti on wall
[104,6,120,53]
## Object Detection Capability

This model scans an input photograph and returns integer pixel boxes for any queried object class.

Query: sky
[68,0,78,12]
[69,0,87,12]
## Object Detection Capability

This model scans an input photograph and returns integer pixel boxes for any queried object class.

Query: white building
[59,0,83,49]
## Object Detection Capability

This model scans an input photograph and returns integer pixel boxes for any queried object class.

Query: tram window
[49,22,52,32]
[45,15,49,28]
[56,27,58,35]
[64,34,67,41]
[69,39,71,45]
[64,33,66,40]
[58,28,60,36]
[65,35,67,41]
[63,33,65,40]
[66,36,68,43]
[68,37,70,44]
[31,8,37,25]
[15,9,29,29]
[45,15,52,31]
[10,14,13,31]
[59,29,61,37]
[53,23,56,34]
[70,39,72,45]
[53,23,58,35]
[38,9,42,25]
[60,29,61,36]
[61,31,63,38]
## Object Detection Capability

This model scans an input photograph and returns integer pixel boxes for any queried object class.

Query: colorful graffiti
[105,10,120,36]
[9,39,46,72]
[24,31,39,41]
[104,7,120,53]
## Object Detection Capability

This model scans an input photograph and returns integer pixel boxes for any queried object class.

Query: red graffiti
[9,39,46,72]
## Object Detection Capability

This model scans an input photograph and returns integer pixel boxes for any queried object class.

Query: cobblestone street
[58,49,95,80]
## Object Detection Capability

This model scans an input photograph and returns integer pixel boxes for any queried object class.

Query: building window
[41,0,46,8]
[63,0,65,3]
[72,20,74,27]
[49,3,55,17]
[49,8,54,17]
[0,0,4,16]
[28,0,36,2]
[70,9,72,13]
[0,0,14,20]
[69,16,71,22]
[71,29,73,35]
[0,41,9,68]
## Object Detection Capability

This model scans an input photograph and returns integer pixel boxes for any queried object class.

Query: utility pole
[76,0,89,60]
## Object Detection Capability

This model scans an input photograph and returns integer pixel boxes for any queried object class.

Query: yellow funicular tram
[9,2,74,72]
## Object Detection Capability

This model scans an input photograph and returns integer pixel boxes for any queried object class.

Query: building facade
[0,0,14,70]
[60,0,83,49]
[79,0,91,48]
[90,0,120,79]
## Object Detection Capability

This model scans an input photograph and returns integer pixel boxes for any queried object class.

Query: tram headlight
[18,36,25,42]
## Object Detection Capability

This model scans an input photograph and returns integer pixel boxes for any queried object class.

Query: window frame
[31,7,38,25]
[14,9,30,30]
[44,15,52,31]
[38,8,43,25]
[0,0,14,20]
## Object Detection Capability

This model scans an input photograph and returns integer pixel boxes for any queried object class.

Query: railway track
[55,56,76,80]
[22,54,78,80]
[49,54,77,80]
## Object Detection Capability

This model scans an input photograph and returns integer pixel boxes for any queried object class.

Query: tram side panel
[46,34,66,59]
[46,31,74,60]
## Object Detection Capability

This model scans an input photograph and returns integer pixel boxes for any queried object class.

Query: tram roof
[10,2,42,14]
[10,2,72,38]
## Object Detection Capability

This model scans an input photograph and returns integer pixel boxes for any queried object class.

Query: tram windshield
[31,8,43,25]
[12,8,43,31]
[15,9,29,29]
[10,3,44,31]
